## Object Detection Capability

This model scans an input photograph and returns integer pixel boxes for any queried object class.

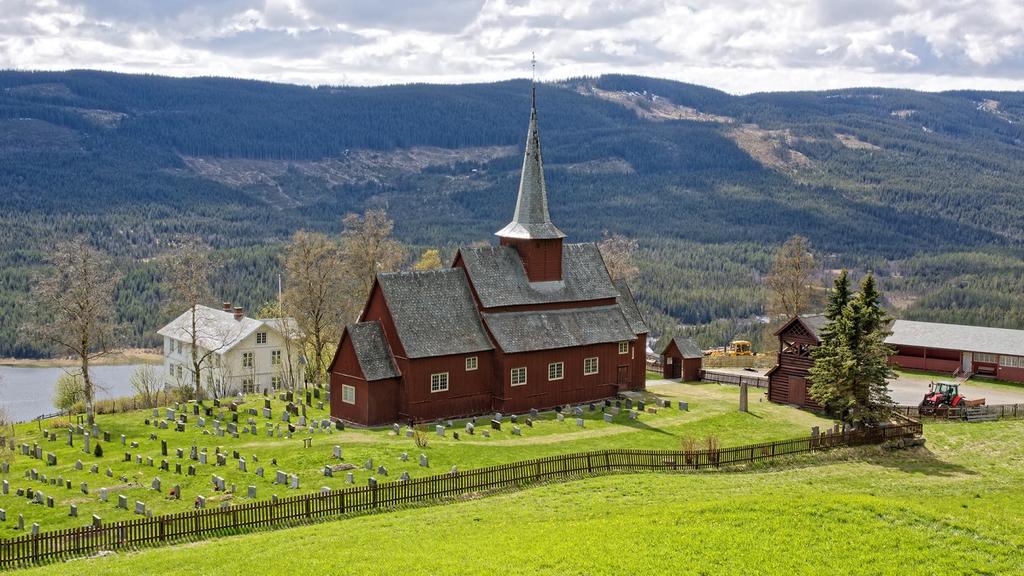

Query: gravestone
[604,413,613,423]
[323,466,332,477]
[436,425,445,437]
[176,448,184,458]
[188,465,196,476]
[117,494,127,509]
[419,454,428,467]
[400,472,410,482]
[512,426,521,436]
[161,440,167,456]
[333,445,342,459]
[629,410,638,420]
[557,413,565,422]
[405,430,414,438]
[490,419,501,431]
[135,501,145,515]
[92,515,101,527]
[1,480,6,495]
[238,458,246,472]
[92,464,99,474]
[465,422,475,435]
[70,504,77,517]
[400,452,408,462]
[99,488,108,502]
[275,470,287,485]
[255,467,264,478]
[573,407,583,417]
[17,514,23,531]
[75,459,83,471]
[81,481,88,494]
[576,418,585,428]
[364,459,374,471]
[368,477,377,488]
[525,418,533,428]
[450,465,458,476]
[32,523,39,535]
[678,401,688,411]
[289,474,299,489]
[377,466,388,476]
[151,477,161,491]
[248,485,257,498]
[196,495,205,509]
[346,472,354,484]
[482,430,490,438]
[0,509,4,522]
[82,433,90,454]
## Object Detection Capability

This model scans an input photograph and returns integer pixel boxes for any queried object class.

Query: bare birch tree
[283,231,344,389]
[163,239,237,400]
[24,238,120,426]
[597,232,640,283]
[340,209,404,309]
[257,300,303,392]
[765,235,818,319]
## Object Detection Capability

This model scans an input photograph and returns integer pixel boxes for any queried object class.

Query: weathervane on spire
[531,51,537,107]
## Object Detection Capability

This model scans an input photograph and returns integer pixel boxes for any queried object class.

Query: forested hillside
[2,70,1023,357]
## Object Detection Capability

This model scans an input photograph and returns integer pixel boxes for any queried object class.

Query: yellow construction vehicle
[708,340,754,357]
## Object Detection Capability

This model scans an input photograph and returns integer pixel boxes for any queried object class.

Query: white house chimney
[233,306,244,321]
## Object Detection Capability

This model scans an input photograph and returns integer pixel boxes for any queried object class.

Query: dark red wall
[682,357,702,382]
[399,352,496,422]
[499,237,563,282]
[767,320,822,410]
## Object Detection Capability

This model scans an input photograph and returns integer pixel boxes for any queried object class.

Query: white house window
[430,373,450,393]
[1000,355,1024,368]
[256,332,267,345]
[975,352,998,364]
[271,350,282,366]
[342,384,356,404]
[241,378,254,394]
[271,376,282,389]
[548,362,564,381]
[511,367,527,386]
[242,352,254,368]
[465,356,478,371]
[584,357,599,375]
[618,341,629,354]
[175,364,183,379]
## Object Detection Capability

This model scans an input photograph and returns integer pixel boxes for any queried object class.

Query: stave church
[328,91,648,425]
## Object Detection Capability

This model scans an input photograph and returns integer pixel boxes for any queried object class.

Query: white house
[157,303,302,395]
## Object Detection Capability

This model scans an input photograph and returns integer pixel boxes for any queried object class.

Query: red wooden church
[328,95,649,425]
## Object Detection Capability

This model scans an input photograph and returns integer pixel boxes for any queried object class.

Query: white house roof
[157,305,295,354]
[886,319,1024,357]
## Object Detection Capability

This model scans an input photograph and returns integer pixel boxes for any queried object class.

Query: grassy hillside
[2,71,1024,356]
[15,419,1024,575]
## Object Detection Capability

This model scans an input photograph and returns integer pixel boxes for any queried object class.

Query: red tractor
[919,382,964,415]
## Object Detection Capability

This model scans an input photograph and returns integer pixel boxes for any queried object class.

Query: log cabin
[328,92,648,425]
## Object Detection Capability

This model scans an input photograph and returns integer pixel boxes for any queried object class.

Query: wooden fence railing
[700,370,769,389]
[0,422,921,568]
[895,404,1024,420]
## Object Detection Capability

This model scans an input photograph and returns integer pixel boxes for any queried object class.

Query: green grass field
[0,382,827,532]
[14,418,1024,575]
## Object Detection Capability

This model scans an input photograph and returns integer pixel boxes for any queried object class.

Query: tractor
[919,382,965,415]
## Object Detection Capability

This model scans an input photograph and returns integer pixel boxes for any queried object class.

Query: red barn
[329,96,648,425]
[886,319,1024,383]
[766,314,825,410]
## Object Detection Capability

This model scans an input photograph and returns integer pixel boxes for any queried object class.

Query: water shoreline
[0,348,162,368]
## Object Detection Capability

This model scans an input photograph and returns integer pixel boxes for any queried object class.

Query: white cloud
[0,0,1022,92]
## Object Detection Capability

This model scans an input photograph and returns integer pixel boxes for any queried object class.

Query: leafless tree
[257,300,303,392]
[598,232,640,283]
[130,365,165,409]
[340,209,404,307]
[283,231,344,389]
[163,239,240,400]
[23,238,120,426]
[765,235,818,318]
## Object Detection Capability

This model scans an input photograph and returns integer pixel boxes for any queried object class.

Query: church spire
[495,69,566,241]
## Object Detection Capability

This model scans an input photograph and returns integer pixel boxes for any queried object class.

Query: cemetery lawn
[2,382,830,532]
[18,419,1024,575]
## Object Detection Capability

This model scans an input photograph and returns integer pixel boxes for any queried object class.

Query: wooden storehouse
[328,95,649,425]
[766,314,826,410]
[886,320,1024,383]
[659,337,703,381]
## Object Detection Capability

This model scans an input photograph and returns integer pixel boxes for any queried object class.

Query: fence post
[340,491,346,514]
[305,495,311,518]
[159,517,165,541]
[604,451,611,471]
[586,454,592,473]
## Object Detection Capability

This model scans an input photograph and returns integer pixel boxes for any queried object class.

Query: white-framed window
[242,352,254,368]
[241,378,254,394]
[271,376,282,389]
[618,341,629,355]
[511,367,527,386]
[256,332,267,345]
[1000,355,1024,368]
[548,362,564,381]
[430,372,449,393]
[175,364,183,379]
[465,356,478,371]
[271,350,282,366]
[175,340,182,354]
[974,352,998,364]
[584,357,599,375]
[342,384,356,404]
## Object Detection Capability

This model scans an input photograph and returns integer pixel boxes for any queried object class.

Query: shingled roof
[481,305,636,354]
[346,321,399,381]
[660,337,703,359]
[886,319,1024,357]
[613,279,648,335]
[459,243,619,308]
[376,268,494,359]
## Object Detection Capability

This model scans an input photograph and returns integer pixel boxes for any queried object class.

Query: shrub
[53,372,85,413]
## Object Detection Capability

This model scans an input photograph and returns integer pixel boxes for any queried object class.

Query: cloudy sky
[2,0,1023,93]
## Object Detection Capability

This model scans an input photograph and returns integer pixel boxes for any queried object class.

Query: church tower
[495,87,566,282]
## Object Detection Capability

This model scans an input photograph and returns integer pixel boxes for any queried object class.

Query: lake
[0,364,151,422]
